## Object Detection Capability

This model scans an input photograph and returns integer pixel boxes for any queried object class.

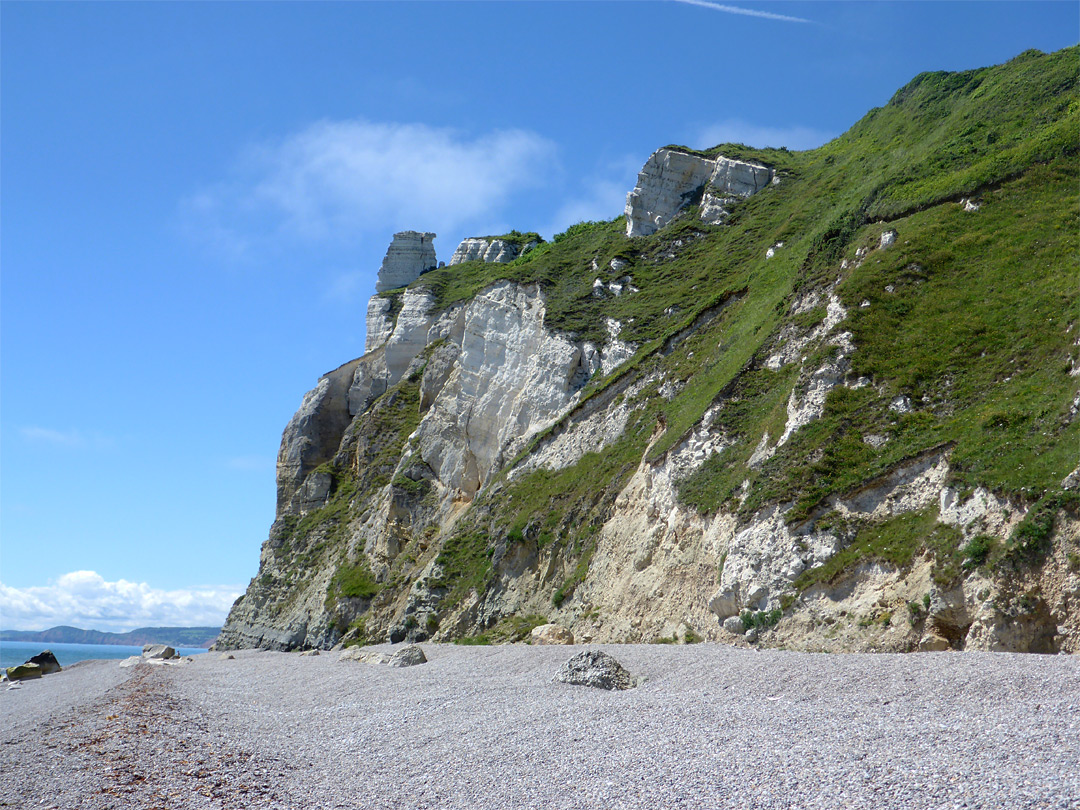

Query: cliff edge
[219,47,1080,654]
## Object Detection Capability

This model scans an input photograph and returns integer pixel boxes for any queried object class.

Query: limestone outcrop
[375,231,437,293]
[624,148,772,237]
[449,238,521,265]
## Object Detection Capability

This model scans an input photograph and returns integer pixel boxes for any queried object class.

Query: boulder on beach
[25,650,62,675]
[388,645,427,668]
[142,644,177,660]
[553,650,635,691]
[339,647,391,664]
[119,656,142,668]
[6,663,43,681]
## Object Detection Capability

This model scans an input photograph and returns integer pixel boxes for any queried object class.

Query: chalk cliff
[219,47,1080,655]
[375,231,437,293]
[624,148,773,237]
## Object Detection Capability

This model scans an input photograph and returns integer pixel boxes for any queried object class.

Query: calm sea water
[1,640,208,670]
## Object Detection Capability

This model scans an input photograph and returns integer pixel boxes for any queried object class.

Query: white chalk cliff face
[411,282,597,497]
[624,148,773,237]
[220,114,1078,656]
[375,231,437,293]
[449,237,527,266]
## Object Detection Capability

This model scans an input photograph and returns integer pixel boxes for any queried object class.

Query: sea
[1,640,208,670]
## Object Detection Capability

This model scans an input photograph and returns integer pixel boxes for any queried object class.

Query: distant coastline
[0,625,220,649]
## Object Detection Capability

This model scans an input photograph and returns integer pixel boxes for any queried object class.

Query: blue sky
[2,1,1076,632]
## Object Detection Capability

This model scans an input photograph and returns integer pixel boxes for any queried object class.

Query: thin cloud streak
[20,426,113,449]
[669,0,813,24]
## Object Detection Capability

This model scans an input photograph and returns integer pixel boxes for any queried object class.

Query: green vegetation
[478,230,543,249]
[552,538,596,607]
[330,558,381,600]
[961,534,996,571]
[453,614,548,645]
[741,609,783,631]
[997,490,1080,569]
[795,508,967,590]
[251,48,1079,639]
[435,47,1077,613]
[429,532,494,610]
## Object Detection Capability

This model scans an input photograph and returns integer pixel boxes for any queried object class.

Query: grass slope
[269,47,1079,629]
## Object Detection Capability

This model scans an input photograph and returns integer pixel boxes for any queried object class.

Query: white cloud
[0,571,244,632]
[183,120,558,254]
[20,426,113,449]
[548,177,629,236]
[669,0,813,24]
[545,155,642,237]
[323,269,372,305]
[693,120,836,151]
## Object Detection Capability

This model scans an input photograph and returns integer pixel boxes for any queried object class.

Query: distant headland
[0,625,220,649]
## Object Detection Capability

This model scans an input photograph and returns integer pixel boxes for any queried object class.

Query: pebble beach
[2,644,1078,809]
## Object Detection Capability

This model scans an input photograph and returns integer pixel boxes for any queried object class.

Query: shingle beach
[2,644,1078,809]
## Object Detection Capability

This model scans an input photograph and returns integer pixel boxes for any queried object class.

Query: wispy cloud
[693,119,836,151]
[0,571,244,633]
[669,0,813,24]
[182,120,558,257]
[20,426,113,449]
[545,155,642,237]
[323,270,372,305]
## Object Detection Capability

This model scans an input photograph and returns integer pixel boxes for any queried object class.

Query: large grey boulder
[5,663,42,681]
[25,650,61,675]
[339,647,392,665]
[388,645,427,668]
[624,148,772,237]
[553,650,635,690]
[375,231,437,292]
[142,644,177,660]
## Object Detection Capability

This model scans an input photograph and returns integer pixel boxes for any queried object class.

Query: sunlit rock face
[375,231,437,293]
[449,238,520,265]
[624,148,772,237]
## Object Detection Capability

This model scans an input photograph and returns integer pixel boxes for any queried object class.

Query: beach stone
[219,653,235,660]
[530,624,575,645]
[388,645,427,668]
[119,656,142,668]
[919,633,951,652]
[6,663,42,681]
[142,644,177,660]
[339,647,391,665]
[301,649,320,656]
[723,616,745,635]
[25,650,61,675]
[553,650,635,691]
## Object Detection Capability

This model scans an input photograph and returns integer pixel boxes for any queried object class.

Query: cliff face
[219,47,1080,654]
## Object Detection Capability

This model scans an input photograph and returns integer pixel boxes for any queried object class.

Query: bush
[961,534,995,570]
[740,608,782,631]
